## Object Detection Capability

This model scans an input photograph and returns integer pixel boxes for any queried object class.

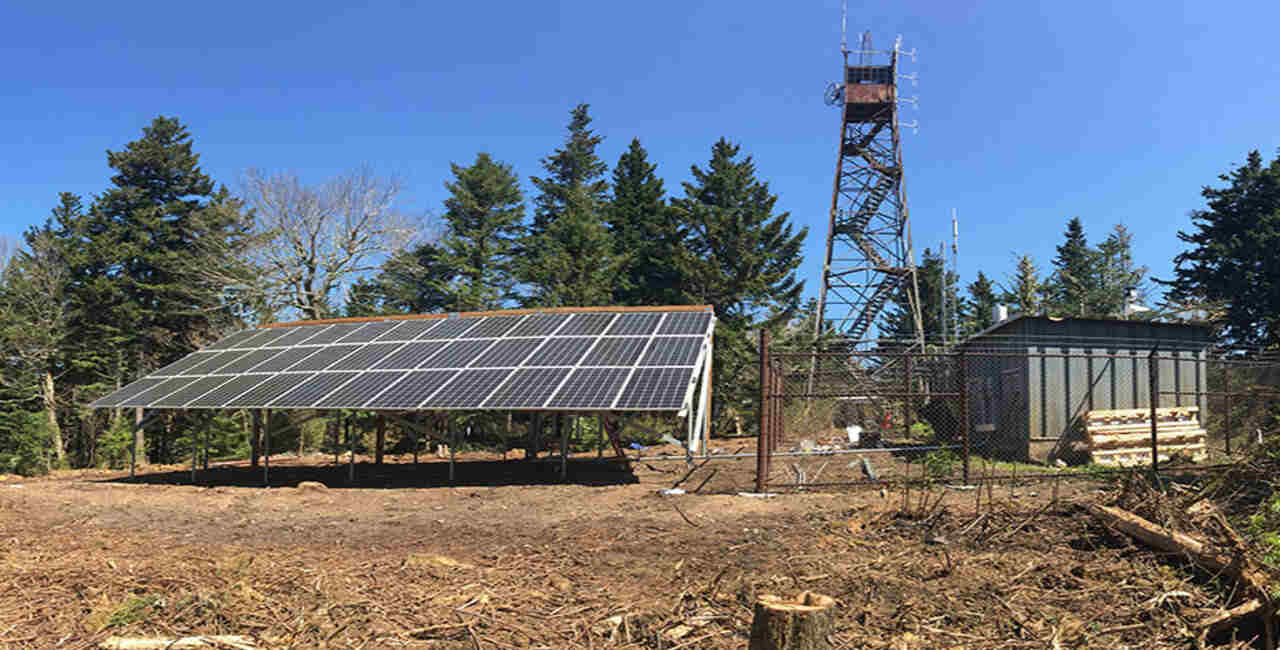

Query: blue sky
[3,0,1278,310]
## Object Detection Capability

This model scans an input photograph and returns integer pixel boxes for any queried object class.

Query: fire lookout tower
[814,32,923,349]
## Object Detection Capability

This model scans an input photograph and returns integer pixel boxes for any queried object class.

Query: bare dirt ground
[0,441,1265,649]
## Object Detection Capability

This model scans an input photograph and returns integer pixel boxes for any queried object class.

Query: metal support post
[448,417,456,484]
[263,409,271,487]
[1148,348,1160,478]
[958,351,970,484]
[756,329,770,493]
[561,415,571,481]
[347,416,355,484]
[1224,364,1233,455]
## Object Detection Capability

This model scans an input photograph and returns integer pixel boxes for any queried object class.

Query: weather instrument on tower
[813,30,923,349]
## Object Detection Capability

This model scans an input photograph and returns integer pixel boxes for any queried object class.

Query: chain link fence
[756,332,1280,491]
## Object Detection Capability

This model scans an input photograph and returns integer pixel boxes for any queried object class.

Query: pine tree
[881,249,957,344]
[671,138,807,432]
[520,105,621,307]
[607,138,680,305]
[365,242,454,315]
[79,117,247,462]
[528,104,609,235]
[437,153,525,311]
[1002,254,1044,316]
[1167,150,1280,347]
[1093,225,1149,317]
[1044,217,1095,317]
[965,270,1000,334]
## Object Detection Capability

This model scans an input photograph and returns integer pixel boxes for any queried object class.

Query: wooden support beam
[263,409,271,487]
[375,414,386,465]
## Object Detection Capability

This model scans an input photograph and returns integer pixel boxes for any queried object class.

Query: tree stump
[749,591,836,650]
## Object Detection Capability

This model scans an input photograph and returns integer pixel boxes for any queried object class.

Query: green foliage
[0,411,52,476]
[922,450,957,479]
[671,138,807,433]
[520,105,621,308]
[1001,253,1044,316]
[608,138,680,306]
[883,247,962,343]
[437,153,526,311]
[965,271,999,334]
[1167,149,1280,348]
[98,417,138,469]
[1044,217,1095,317]
[106,594,163,628]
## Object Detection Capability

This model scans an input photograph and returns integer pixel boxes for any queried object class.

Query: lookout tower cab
[844,64,895,123]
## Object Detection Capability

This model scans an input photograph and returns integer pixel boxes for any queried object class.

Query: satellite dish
[824,81,844,106]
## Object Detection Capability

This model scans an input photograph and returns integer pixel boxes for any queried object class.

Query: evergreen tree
[1167,150,1280,347]
[1002,254,1044,316]
[1045,217,1095,317]
[881,248,958,344]
[80,117,247,462]
[375,242,454,314]
[520,105,621,307]
[607,138,680,305]
[965,270,1000,334]
[437,153,525,311]
[1093,224,1149,317]
[528,104,609,235]
[671,138,807,432]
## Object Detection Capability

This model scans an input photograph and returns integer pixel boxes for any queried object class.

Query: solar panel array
[91,310,714,412]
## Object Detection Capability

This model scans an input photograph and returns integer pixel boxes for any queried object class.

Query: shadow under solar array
[90,309,714,411]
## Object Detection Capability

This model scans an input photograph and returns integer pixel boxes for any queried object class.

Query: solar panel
[581,337,648,366]
[186,374,270,407]
[120,377,198,407]
[420,318,479,340]
[657,312,713,335]
[421,339,496,368]
[547,368,630,409]
[483,367,570,408]
[181,350,253,375]
[366,370,457,408]
[151,376,239,408]
[462,316,523,339]
[225,373,316,408]
[271,372,360,407]
[557,313,615,335]
[215,348,287,374]
[470,339,542,368]
[374,319,442,342]
[615,367,690,410]
[287,344,360,371]
[153,351,220,376]
[371,341,447,370]
[89,377,168,407]
[606,312,662,336]
[266,326,327,348]
[203,329,261,350]
[421,369,510,408]
[320,371,407,407]
[335,321,400,343]
[639,336,703,366]
[251,347,325,373]
[522,337,592,366]
[507,313,568,337]
[89,308,714,412]
[300,324,363,345]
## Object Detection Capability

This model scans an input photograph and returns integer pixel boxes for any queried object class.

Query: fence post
[756,329,770,493]
[1224,362,1232,455]
[958,350,970,484]
[1148,348,1159,478]
[904,354,914,440]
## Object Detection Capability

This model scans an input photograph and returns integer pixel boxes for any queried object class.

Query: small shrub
[0,411,53,476]
[922,450,957,479]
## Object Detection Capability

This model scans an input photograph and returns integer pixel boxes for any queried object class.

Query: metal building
[958,315,1212,463]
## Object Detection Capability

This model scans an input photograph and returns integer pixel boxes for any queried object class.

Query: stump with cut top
[749,591,836,650]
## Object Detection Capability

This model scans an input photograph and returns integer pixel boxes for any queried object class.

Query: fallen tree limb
[1199,598,1263,635]
[1085,504,1272,599]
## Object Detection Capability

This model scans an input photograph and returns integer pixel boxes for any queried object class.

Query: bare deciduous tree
[239,166,417,320]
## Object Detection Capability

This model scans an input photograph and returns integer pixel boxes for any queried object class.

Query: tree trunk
[42,370,65,464]
[375,414,386,465]
[749,592,835,650]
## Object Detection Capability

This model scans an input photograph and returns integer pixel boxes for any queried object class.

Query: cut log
[1200,598,1262,635]
[749,591,835,650]
[101,636,256,649]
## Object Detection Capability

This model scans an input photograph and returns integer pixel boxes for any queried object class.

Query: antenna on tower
[840,0,848,56]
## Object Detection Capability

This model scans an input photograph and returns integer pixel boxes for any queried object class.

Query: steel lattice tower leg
[814,33,923,350]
